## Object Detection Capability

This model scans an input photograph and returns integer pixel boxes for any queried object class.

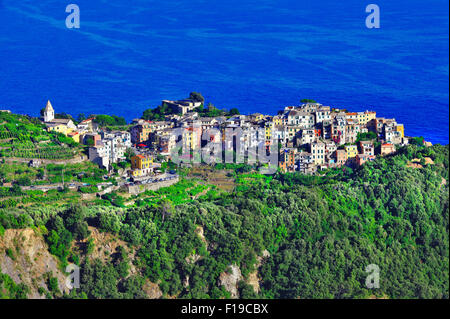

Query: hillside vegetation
[0,144,448,299]
[0,112,79,160]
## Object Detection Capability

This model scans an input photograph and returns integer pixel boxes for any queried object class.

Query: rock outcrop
[219,264,243,298]
[0,229,69,298]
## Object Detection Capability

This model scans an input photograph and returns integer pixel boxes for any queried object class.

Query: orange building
[279,148,297,172]
[336,149,347,166]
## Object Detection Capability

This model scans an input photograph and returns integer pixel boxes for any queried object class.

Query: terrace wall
[126,176,180,195]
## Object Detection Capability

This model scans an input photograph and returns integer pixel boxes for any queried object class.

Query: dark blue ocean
[0,0,448,144]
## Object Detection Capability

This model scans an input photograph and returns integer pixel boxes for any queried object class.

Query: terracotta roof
[80,118,94,124]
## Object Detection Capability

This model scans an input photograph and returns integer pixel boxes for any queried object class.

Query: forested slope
[0,144,448,299]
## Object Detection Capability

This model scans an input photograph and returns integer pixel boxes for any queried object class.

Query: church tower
[43,100,54,122]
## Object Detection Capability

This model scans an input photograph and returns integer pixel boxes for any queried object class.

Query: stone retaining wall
[126,176,179,195]
[3,155,87,165]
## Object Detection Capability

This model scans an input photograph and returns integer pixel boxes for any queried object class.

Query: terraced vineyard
[0,112,80,160]
[1,146,76,160]
[0,130,31,140]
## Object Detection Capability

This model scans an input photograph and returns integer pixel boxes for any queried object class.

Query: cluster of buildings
[41,100,131,171]
[86,131,131,169]
[271,103,406,173]
[40,100,161,179]
[128,100,408,174]
[40,98,409,177]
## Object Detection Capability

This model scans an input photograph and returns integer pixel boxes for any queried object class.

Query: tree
[229,108,240,116]
[46,274,60,295]
[410,136,425,146]
[86,237,95,255]
[356,131,377,142]
[194,104,205,113]
[77,113,86,123]
[63,204,90,240]
[142,103,178,121]
[55,113,76,122]
[160,200,174,222]
[124,148,136,161]
[85,138,95,147]
[16,176,31,186]
[189,92,205,103]
[94,114,126,127]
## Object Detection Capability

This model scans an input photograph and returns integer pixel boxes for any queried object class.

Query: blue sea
[0,0,448,144]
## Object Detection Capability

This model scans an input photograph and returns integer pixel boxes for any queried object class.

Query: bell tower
[43,100,54,122]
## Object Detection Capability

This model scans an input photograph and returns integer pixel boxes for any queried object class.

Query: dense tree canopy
[93,114,126,127]
[0,144,448,299]
[142,103,179,121]
[189,92,205,103]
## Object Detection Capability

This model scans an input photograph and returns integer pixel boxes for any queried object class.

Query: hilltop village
[35,97,410,178]
[1,97,447,301]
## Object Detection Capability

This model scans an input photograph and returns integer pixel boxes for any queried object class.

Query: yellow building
[357,111,377,126]
[183,127,200,150]
[45,118,76,136]
[273,115,283,126]
[131,154,153,169]
[396,124,404,138]
[67,131,80,143]
[251,113,264,122]
[130,155,154,177]
[46,123,73,135]
[288,126,301,139]
[265,123,273,141]
[345,145,358,158]
[187,129,195,149]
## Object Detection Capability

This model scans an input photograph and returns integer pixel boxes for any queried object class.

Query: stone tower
[43,100,54,122]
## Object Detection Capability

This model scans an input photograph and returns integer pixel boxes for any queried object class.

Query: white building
[89,131,131,169]
[315,106,331,124]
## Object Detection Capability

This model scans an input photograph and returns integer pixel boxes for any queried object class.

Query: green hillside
[0,143,448,299]
[0,112,79,160]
